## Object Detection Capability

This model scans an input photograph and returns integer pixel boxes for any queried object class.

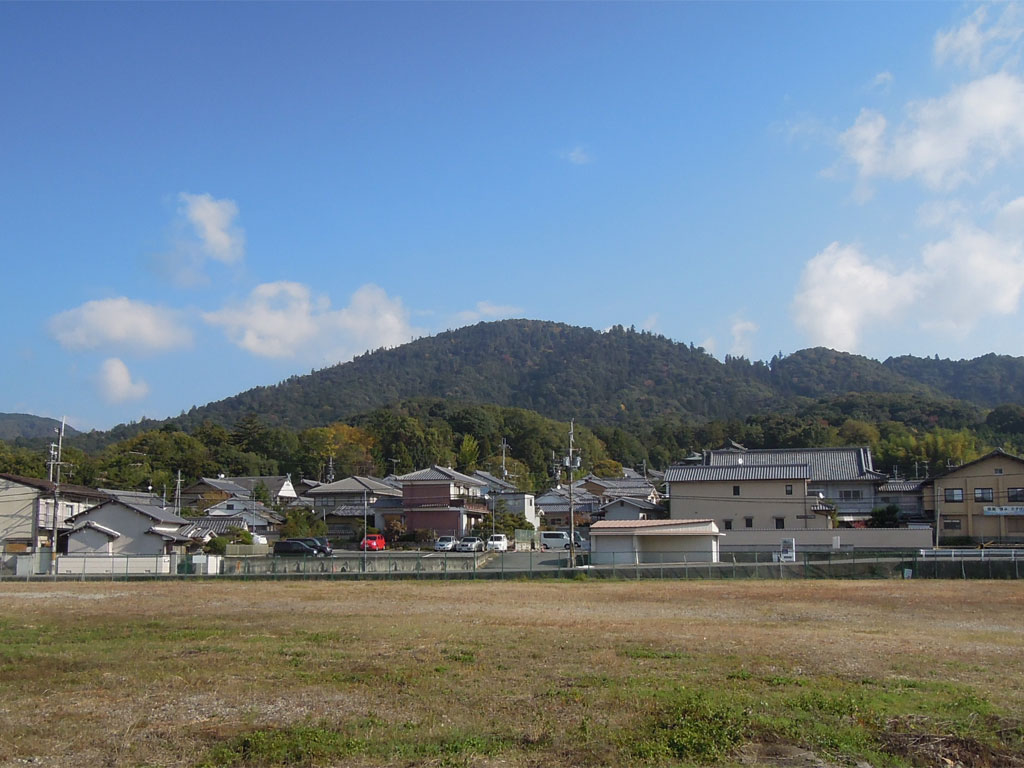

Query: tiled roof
[599,497,663,511]
[82,497,189,526]
[1,473,110,500]
[397,466,485,486]
[701,446,883,483]
[877,480,924,493]
[223,476,295,499]
[472,470,518,492]
[197,477,251,496]
[664,464,811,483]
[308,476,401,497]
[179,518,250,537]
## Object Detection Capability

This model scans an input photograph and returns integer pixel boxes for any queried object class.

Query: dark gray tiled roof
[703,447,883,483]
[222,476,294,498]
[877,480,924,493]
[599,497,663,511]
[84,498,190,526]
[397,466,485,486]
[472,470,518,492]
[665,464,811,483]
[2,473,110,501]
[197,477,251,496]
[308,476,401,497]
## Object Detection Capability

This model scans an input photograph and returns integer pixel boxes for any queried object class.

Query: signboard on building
[983,506,1024,516]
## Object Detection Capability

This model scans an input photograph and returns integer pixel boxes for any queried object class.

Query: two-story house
[396,466,489,538]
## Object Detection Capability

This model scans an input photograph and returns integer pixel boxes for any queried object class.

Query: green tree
[279,508,327,539]
[456,434,480,473]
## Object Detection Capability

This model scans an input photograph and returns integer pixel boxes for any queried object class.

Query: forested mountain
[883,353,1024,407]
[0,413,79,441]
[63,321,1024,451]
[8,319,1024,490]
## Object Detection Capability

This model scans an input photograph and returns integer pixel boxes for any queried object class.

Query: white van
[540,531,571,550]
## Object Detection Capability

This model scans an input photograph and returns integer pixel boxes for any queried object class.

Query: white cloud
[452,301,522,325]
[840,73,1024,193]
[791,243,916,352]
[916,199,968,229]
[793,222,1024,349]
[997,196,1024,230]
[934,5,1024,72]
[918,224,1024,335]
[641,313,659,332]
[153,192,245,286]
[700,337,717,355]
[50,298,193,352]
[98,358,149,403]
[562,146,592,165]
[871,71,893,90]
[179,193,245,264]
[203,282,420,362]
[729,318,758,358]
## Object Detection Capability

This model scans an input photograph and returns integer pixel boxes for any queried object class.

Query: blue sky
[3,2,1024,431]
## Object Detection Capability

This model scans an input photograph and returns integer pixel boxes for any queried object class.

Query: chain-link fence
[1,545,1021,581]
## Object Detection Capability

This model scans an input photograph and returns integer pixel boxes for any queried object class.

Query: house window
[723,519,733,530]
[744,517,753,528]
[944,488,964,503]
[1009,488,1024,503]
[733,485,740,496]
[943,519,962,530]
[774,517,785,530]
[226,503,235,510]
[995,468,1004,475]
[974,488,994,503]
[785,484,793,496]
[840,490,862,500]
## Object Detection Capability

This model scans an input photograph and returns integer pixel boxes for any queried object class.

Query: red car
[360,534,386,551]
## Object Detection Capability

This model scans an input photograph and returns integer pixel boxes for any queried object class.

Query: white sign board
[983,506,1024,516]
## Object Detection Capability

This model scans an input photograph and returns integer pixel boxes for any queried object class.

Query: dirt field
[0,579,1022,767]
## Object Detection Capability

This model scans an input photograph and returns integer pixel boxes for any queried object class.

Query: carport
[589,518,722,564]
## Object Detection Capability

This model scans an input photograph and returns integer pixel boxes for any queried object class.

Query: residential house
[306,476,403,537]
[923,449,1024,544]
[535,486,600,528]
[223,476,297,506]
[180,477,251,511]
[204,497,282,535]
[471,470,539,529]
[665,463,817,532]
[578,475,661,505]
[396,466,489,538]
[592,497,667,523]
[0,473,109,553]
[687,444,888,522]
[65,496,191,557]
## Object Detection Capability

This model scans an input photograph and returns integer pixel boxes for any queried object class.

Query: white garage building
[589,518,722,564]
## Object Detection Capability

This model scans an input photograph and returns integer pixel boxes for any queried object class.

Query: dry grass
[0,579,1022,767]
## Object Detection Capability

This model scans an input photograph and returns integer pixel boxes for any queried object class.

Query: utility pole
[500,438,510,479]
[174,470,182,516]
[46,418,68,575]
[563,420,581,568]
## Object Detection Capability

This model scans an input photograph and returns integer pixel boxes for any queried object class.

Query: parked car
[540,531,571,550]
[273,540,321,557]
[434,535,458,551]
[291,537,333,556]
[573,532,590,552]
[485,534,509,552]
[457,536,484,552]
[360,534,386,551]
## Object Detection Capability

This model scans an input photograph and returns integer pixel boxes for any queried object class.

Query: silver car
[457,536,484,552]
[434,535,458,551]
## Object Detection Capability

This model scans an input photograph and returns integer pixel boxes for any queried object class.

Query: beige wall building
[924,450,1024,543]
[665,464,825,532]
